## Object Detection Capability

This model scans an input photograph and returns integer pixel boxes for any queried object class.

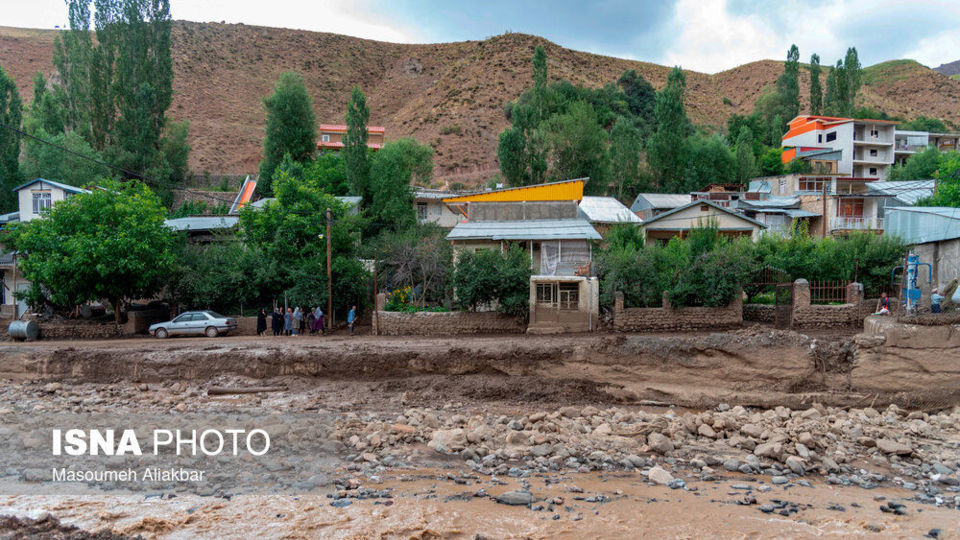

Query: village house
[0,179,93,318]
[576,195,642,237]
[316,124,385,152]
[894,130,960,166]
[781,115,898,180]
[414,188,462,229]
[443,179,600,333]
[639,199,765,246]
[629,193,690,221]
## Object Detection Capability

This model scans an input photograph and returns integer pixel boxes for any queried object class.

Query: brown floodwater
[1,469,956,539]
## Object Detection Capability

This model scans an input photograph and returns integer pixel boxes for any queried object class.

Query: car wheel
[205,326,219,338]
[155,328,169,339]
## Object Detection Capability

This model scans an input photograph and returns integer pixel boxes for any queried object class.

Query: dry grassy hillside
[1,22,959,186]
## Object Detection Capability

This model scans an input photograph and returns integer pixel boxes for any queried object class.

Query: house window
[826,132,837,142]
[818,134,823,143]
[416,203,428,220]
[558,283,579,310]
[870,129,879,138]
[321,134,330,142]
[869,149,878,157]
[838,198,864,218]
[869,167,877,176]
[536,283,555,305]
[32,192,52,214]
[798,177,827,192]
[700,204,708,212]
[779,178,786,192]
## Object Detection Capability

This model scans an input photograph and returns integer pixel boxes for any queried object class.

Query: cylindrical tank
[8,320,39,341]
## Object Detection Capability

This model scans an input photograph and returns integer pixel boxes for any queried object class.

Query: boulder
[785,455,806,475]
[741,424,764,439]
[496,490,536,506]
[698,424,717,438]
[647,432,674,454]
[647,466,674,486]
[754,442,783,460]
[876,438,911,455]
[427,428,466,452]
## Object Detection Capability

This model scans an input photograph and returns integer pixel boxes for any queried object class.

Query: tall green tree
[824,62,839,115]
[259,71,317,193]
[51,0,185,192]
[889,146,942,180]
[776,44,800,124]
[545,101,608,193]
[532,45,548,124]
[809,54,822,115]
[497,127,528,186]
[0,64,22,212]
[29,72,65,135]
[344,86,371,201]
[648,67,689,192]
[683,133,735,192]
[367,138,433,236]
[609,116,643,201]
[11,180,177,323]
[734,126,758,184]
[617,69,656,131]
[20,128,111,186]
[843,47,862,115]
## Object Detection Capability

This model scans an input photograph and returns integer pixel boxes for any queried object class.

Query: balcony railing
[895,143,927,152]
[830,217,883,231]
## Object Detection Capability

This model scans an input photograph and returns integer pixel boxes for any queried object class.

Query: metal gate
[775,282,794,329]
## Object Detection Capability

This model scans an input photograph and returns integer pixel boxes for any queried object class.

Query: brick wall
[612,291,742,332]
[743,304,775,323]
[35,322,126,340]
[374,294,524,336]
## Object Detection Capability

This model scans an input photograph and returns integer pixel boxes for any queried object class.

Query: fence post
[793,279,811,309]
[661,291,672,310]
[614,291,624,324]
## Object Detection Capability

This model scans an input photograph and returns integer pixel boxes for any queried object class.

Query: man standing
[347,305,357,335]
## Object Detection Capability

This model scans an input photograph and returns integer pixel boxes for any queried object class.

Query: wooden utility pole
[822,181,828,237]
[373,248,379,336]
[326,207,332,327]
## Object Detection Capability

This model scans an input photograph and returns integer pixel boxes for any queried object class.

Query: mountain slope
[934,59,960,77]
[2,22,960,185]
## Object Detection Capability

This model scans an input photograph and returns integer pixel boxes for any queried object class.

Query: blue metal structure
[891,253,932,313]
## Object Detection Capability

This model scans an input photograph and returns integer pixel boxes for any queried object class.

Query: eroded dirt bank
[1,325,956,410]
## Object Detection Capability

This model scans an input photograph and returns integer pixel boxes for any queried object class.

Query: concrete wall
[612,291,742,332]
[855,315,960,392]
[912,238,960,309]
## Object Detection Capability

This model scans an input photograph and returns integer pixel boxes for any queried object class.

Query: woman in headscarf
[272,307,283,336]
[284,307,294,336]
[256,308,267,336]
[313,306,324,335]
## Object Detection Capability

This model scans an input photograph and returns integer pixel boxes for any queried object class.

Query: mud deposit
[0,328,958,538]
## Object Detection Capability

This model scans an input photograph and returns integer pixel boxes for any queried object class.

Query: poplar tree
[0,64,22,211]
[259,71,317,193]
[647,67,689,192]
[776,44,800,124]
[344,86,371,201]
[809,54,822,115]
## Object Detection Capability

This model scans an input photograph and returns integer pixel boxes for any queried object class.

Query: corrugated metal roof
[866,180,936,205]
[578,196,642,223]
[782,209,820,218]
[414,189,459,200]
[0,211,19,224]
[629,193,690,212]
[446,219,601,241]
[337,196,362,206]
[739,196,801,209]
[164,216,239,232]
[884,206,960,244]
[11,178,90,194]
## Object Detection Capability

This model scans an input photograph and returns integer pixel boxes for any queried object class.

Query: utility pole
[373,248,379,336]
[822,181,828,237]
[326,207,332,327]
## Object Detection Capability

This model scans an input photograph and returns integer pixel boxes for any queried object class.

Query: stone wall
[35,322,126,340]
[791,280,864,329]
[612,291,742,332]
[743,304,775,323]
[374,294,524,336]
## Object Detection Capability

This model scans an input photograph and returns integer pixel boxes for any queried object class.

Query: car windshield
[205,311,225,319]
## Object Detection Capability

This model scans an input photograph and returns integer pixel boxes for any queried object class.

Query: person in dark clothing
[256,308,267,336]
[272,308,283,336]
[306,310,315,335]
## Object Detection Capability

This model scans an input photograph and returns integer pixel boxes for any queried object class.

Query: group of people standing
[255,305,358,336]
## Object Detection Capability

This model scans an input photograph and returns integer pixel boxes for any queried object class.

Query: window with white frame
[32,192,52,214]
[416,202,428,220]
[321,134,330,142]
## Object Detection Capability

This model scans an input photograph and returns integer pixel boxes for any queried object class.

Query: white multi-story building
[781,115,898,180]
[894,130,960,165]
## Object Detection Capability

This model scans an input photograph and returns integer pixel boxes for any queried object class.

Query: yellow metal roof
[442,179,585,203]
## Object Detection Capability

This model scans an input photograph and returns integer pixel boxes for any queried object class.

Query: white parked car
[149,311,237,339]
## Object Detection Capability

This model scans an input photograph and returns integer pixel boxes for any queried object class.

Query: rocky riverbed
[0,375,958,537]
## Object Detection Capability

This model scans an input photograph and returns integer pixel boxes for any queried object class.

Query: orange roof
[317,141,384,150]
[318,124,386,134]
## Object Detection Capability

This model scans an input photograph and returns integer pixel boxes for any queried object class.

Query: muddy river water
[1,469,956,538]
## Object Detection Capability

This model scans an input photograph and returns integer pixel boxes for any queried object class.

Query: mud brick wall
[743,304,775,323]
[37,322,125,340]
[612,292,742,332]
[375,310,525,336]
[791,280,863,329]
